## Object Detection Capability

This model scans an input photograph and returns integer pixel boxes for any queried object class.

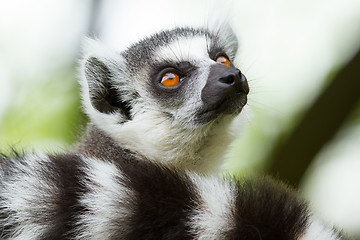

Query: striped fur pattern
[0,151,344,239]
[0,23,348,239]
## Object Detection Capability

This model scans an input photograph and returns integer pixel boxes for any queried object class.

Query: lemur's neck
[74,125,140,163]
[75,116,235,175]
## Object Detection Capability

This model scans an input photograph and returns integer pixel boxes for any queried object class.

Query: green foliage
[0,65,86,154]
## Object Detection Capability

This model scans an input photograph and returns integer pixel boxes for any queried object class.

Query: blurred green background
[0,0,360,237]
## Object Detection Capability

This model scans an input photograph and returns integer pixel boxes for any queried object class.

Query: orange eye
[216,56,231,67]
[161,72,180,87]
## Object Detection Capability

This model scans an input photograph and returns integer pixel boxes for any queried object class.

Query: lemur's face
[126,29,249,127]
[82,27,248,129]
[81,26,249,170]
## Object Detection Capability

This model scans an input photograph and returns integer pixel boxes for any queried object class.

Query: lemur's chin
[223,93,248,114]
[195,93,247,125]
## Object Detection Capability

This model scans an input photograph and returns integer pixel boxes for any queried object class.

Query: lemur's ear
[80,39,131,123]
[207,5,239,60]
[210,22,239,60]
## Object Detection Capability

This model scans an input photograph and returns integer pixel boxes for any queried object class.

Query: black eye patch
[150,61,197,88]
[148,61,198,105]
[208,46,231,63]
[151,61,196,78]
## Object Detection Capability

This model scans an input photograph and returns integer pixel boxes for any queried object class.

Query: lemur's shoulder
[0,152,346,239]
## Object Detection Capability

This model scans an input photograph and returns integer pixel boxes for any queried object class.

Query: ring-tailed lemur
[0,24,347,239]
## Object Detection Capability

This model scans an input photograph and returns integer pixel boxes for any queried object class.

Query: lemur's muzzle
[201,64,249,115]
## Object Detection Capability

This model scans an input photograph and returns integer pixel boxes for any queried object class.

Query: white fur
[104,107,237,174]
[75,157,134,239]
[300,216,341,240]
[155,37,211,63]
[0,154,56,239]
[188,174,236,239]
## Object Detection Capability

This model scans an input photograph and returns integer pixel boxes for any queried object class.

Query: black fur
[207,46,232,63]
[0,151,348,239]
[148,60,198,106]
[41,154,88,240]
[229,177,309,240]
[119,160,198,240]
[85,57,132,120]
[0,196,18,237]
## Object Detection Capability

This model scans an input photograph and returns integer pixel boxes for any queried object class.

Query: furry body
[0,143,343,239]
[0,25,346,239]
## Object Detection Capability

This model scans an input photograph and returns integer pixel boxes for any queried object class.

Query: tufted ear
[210,22,239,61]
[80,39,132,123]
[207,4,239,60]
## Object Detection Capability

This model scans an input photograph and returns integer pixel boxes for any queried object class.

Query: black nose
[201,64,249,108]
[219,69,249,94]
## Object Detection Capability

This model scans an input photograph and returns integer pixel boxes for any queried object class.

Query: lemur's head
[80,24,249,173]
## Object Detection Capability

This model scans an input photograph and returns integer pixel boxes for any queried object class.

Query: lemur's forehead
[121,27,227,73]
[154,36,212,65]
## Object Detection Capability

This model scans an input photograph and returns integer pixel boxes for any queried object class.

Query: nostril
[219,74,236,85]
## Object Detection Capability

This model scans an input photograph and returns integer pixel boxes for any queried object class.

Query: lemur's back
[0,150,342,239]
